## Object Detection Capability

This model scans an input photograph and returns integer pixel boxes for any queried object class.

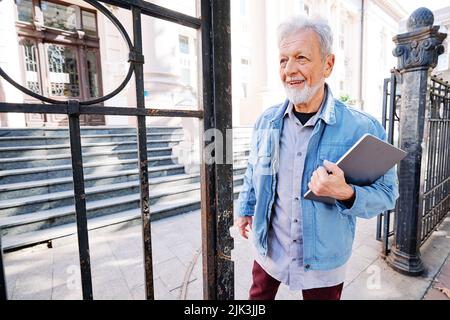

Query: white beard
[284,81,322,105]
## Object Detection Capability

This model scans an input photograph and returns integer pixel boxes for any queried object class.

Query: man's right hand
[236,216,253,239]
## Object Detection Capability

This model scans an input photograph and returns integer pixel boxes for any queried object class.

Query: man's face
[279,29,335,104]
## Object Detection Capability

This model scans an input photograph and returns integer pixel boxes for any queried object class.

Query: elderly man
[236,15,399,300]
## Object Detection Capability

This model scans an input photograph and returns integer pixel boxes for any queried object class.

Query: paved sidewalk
[423,240,450,300]
[3,206,450,300]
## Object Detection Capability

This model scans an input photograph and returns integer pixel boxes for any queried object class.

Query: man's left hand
[308,160,355,201]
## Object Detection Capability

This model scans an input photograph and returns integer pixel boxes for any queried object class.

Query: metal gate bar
[200,0,234,300]
[377,70,398,256]
[68,100,93,299]
[132,6,154,300]
[377,77,390,242]
[0,103,204,118]
[0,0,233,300]
[0,236,6,300]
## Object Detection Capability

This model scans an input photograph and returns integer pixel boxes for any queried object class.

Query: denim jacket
[237,91,399,271]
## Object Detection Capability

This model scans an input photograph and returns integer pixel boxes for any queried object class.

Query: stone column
[386,8,447,276]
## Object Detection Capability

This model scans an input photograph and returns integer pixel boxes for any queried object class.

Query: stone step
[0,132,186,147]
[0,149,178,170]
[0,131,250,142]
[0,126,184,137]
[0,145,250,170]
[1,185,242,252]
[0,180,194,218]
[0,156,190,184]
[0,126,252,138]
[0,125,251,250]
[0,165,246,217]
[0,139,185,158]
[233,155,250,166]
[0,180,244,238]
[0,163,246,200]
[0,159,187,184]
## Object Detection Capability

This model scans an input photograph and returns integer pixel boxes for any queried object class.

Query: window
[304,4,310,16]
[241,58,249,98]
[23,40,40,94]
[16,0,33,23]
[86,51,99,98]
[241,58,249,79]
[242,83,247,98]
[42,1,77,31]
[178,35,196,89]
[181,68,191,86]
[339,36,344,50]
[82,10,97,37]
[179,35,190,54]
[47,44,80,97]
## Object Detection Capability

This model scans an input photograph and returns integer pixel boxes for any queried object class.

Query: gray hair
[277,15,333,60]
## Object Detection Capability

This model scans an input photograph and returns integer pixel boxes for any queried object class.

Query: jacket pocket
[314,207,353,259]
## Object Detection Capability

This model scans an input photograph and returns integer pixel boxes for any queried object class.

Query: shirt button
[305,264,311,269]
[293,219,298,223]
[297,152,302,157]
[294,197,299,201]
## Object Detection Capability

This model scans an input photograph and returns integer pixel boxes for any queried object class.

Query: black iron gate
[378,70,450,256]
[420,77,450,244]
[0,0,234,300]
[377,69,400,257]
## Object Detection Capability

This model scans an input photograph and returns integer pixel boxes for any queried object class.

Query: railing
[0,0,234,300]
[421,76,450,244]
[378,72,450,257]
[377,69,401,257]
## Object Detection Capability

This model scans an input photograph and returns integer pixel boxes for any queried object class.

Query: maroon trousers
[249,260,344,300]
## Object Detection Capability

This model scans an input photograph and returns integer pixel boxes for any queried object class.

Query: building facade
[0,0,199,127]
[0,0,448,128]
[231,0,412,125]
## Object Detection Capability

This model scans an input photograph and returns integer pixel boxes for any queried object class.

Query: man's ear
[323,54,335,78]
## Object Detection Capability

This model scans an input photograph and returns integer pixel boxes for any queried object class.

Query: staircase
[0,126,252,251]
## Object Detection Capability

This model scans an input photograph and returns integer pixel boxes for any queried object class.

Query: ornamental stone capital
[392,7,447,71]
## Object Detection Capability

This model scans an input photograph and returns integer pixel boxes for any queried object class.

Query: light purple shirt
[256,90,347,291]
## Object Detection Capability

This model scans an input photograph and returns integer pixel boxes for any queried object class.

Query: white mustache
[287,77,305,82]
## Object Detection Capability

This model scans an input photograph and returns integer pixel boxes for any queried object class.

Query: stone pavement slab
[3,209,450,300]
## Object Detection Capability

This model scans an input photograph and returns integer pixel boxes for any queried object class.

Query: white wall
[0,0,26,127]
[96,5,136,126]
[362,1,399,121]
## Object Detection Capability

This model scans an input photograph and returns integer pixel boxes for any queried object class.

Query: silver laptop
[303,133,407,204]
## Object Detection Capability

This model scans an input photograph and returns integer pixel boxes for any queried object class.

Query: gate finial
[407,7,434,32]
